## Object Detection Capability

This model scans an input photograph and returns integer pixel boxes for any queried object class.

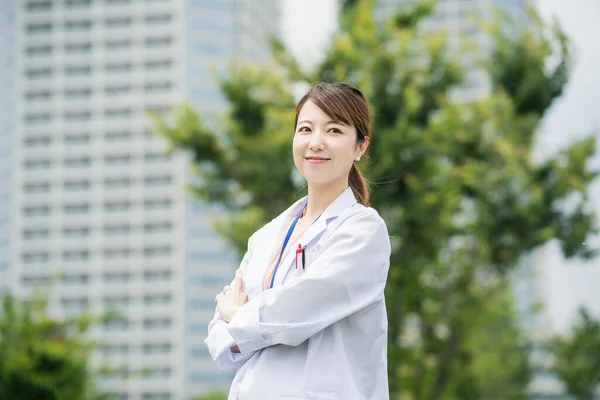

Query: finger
[222,285,232,294]
[232,276,244,293]
[236,269,243,279]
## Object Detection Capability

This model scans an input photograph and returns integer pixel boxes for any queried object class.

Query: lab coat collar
[271,187,357,287]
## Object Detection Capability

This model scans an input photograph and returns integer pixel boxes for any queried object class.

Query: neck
[304,179,348,220]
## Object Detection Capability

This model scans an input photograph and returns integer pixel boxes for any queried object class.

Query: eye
[328,127,343,134]
[297,126,311,133]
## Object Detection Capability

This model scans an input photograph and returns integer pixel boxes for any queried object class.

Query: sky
[282,0,600,333]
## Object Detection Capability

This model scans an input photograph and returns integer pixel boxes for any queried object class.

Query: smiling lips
[305,156,330,164]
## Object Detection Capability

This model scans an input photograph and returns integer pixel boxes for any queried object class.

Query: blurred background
[0,0,599,399]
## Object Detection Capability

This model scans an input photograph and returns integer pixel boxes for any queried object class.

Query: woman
[205,82,391,400]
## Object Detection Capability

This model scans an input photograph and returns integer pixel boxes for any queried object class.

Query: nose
[308,129,324,151]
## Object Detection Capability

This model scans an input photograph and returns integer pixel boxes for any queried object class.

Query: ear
[356,136,370,159]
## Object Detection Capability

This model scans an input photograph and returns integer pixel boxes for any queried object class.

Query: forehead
[297,100,332,122]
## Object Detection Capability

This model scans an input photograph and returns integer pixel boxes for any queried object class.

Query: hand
[215,269,248,323]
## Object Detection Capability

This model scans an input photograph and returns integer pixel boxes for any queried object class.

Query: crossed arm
[205,210,391,370]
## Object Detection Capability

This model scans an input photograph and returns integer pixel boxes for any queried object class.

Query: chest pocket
[283,248,320,283]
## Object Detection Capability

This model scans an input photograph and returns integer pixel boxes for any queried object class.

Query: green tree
[547,307,600,400]
[151,0,597,398]
[0,292,107,400]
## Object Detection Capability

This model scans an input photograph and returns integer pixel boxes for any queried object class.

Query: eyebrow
[297,119,348,126]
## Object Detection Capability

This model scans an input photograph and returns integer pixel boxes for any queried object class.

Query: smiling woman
[206,82,391,400]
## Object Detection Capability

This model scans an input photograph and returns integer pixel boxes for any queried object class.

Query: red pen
[295,244,302,269]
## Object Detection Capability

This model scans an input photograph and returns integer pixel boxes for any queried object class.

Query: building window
[104,177,131,189]
[143,222,172,234]
[64,180,91,192]
[60,297,89,310]
[104,154,131,166]
[64,0,92,9]
[105,63,132,74]
[103,319,129,332]
[64,133,91,145]
[61,273,90,284]
[105,17,132,28]
[25,45,52,57]
[145,59,172,71]
[145,14,172,25]
[26,68,52,80]
[188,299,217,310]
[62,250,90,261]
[63,226,90,237]
[27,22,53,34]
[23,182,50,194]
[144,175,172,187]
[143,246,172,258]
[143,270,172,282]
[21,275,52,286]
[105,85,132,96]
[102,343,129,356]
[22,228,50,240]
[188,347,211,359]
[144,146,168,159]
[64,65,92,76]
[65,42,92,54]
[65,111,92,122]
[23,136,51,148]
[23,159,51,171]
[25,90,52,102]
[142,367,171,379]
[63,203,90,215]
[143,198,172,210]
[142,318,171,331]
[105,40,132,51]
[64,20,92,32]
[26,1,52,12]
[104,200,131,212]
[25,113,51,125]
[144,82,172,93]
[103,295,130,307]
[105,108,132,119]
[142,342,171,355]
[145,37,172,48]
[103,247,131,260]
[23,205,51,217]
[22,251,51,264]
[64,156,91,168]
[143,294,172,306]
[103,271,131,283]
[105,131,132,142]
[103,224,131,236]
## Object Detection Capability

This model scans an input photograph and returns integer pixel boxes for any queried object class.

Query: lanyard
[269,204,322,289]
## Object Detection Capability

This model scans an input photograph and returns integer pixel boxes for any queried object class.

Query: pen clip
[301,245,306,270]
[295,244,302,269]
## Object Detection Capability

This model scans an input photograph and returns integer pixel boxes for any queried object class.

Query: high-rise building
[0,2,16,294]
[5,0,279,398]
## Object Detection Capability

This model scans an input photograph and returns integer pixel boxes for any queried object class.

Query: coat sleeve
[204,234,260,369]
[226,209,391,354]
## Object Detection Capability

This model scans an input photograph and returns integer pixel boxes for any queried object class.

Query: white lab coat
[205,187,391,400]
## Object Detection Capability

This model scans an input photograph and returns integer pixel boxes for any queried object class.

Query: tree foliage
[151,0,598,398]
[0,293,106,400]
[547,308,600,400]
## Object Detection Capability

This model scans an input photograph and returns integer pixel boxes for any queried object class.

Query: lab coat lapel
[272,187,357,287]
[252,196,308,280]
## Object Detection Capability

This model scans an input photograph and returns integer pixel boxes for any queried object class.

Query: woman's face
[293,100,368,187]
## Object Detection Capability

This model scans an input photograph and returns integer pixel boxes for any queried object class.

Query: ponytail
[349,163,369,206]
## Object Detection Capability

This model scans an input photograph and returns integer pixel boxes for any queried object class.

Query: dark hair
[294,82,371,206]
